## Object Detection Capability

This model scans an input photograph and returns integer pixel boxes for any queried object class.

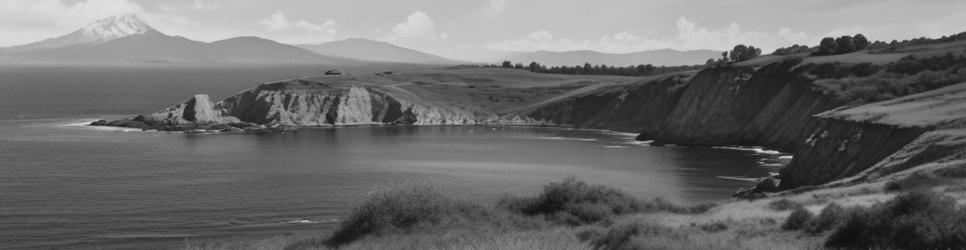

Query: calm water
[0,65,785,249]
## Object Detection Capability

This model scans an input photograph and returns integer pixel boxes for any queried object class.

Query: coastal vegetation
[178,176,966,250]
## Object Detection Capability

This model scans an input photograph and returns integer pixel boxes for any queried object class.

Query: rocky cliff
[529,58,843,151]
[527,53,966,190]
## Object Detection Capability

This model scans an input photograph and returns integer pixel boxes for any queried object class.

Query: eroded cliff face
[95,77,551,131]
[777,119,927,188]
[529,58,843,151]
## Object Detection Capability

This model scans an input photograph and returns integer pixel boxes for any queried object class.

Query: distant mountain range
[500,49,722,67]
[0,15,356,64]
[0,15,720,66]
[297,38,465,65]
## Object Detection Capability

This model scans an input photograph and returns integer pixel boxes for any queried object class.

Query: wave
[712,146,783,155]
[58,119,145,132]
[602,145,627,148]
[716,176,761,182]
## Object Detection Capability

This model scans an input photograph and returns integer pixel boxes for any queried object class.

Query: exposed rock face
[780,82,966,188]
[96,77,553,132]
[530,58,842,152]
[777,119,927,188]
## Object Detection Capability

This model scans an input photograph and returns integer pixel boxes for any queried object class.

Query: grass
[315,184,544,248]
[767,199,803,211]
[182,178,966,250]
[498,177,713,225]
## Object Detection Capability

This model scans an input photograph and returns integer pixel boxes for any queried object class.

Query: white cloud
[258,11,290,31]
[392,11,435,38]
[487,17,813,53]
[257,11,339,43]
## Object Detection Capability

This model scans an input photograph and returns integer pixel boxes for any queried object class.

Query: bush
[768,199,802,211]
[782,206,813,230]
[325,184,526,247]
[697,221,729,232]
[499,177,713,225]
[825,191,966,249]
[883,173,941,192]
[578,221,677,250]
[803,202,846,234]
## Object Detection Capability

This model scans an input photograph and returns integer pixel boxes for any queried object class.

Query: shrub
[825,191,966,249]
[499,177,713,225]
[883,173,941,192]
[325,184,524,247]
[803,202,846,234]
[578,221,677,250]
[768,199,802,211]
[499,177,643,225]
[782,206,813,230]
[697,221,729,232]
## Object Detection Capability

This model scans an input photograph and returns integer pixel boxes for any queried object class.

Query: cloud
[258,11,290,31]
[484,0,506,16]
[392,11,435,38]
[487,17,813,53]
[257,11,339,43]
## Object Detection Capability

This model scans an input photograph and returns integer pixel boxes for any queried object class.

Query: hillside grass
[181,176,966,250]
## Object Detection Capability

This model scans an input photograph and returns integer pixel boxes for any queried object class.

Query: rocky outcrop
[93,76,553,132]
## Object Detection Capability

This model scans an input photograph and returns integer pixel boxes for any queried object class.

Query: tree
[706,58,716,65]
[817,37,837,55]
[501,60,512,68]
[853,34,870,51]
[721,51,729,61]
[730,44,748,62]
[528,62,540,71]
[834,35,855,54]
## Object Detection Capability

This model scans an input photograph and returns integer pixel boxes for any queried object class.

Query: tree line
[494,61,704,77]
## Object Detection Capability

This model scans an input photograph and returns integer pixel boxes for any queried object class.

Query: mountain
[297,38,464,64]
[501,49,722,66]
[0,15,345,64]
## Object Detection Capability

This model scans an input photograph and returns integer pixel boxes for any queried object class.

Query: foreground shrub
[499,177,713,225]
[578,221,679,250]
[803,202,846,234]
[824,191,966,249]
[324,184,532,247]
[782,206,813,230]
[768,199,802,211]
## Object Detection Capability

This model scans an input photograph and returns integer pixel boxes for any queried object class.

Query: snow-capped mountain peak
[79,15,159,42]
[2,14,162,51]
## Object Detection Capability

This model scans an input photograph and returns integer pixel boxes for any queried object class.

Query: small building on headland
[324,69,343,75]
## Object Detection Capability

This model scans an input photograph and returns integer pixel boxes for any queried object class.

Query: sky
[1,0,964,61]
